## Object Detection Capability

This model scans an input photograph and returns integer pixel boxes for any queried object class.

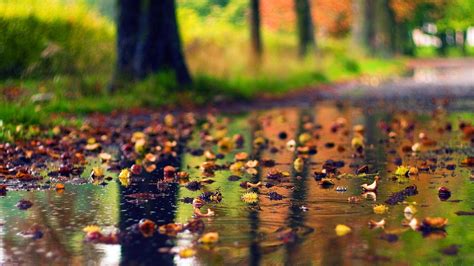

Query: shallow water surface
[0,99,473,265]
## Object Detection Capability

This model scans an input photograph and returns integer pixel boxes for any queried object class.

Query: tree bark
[250,0,263,58]
[134,0,192,85]
[373,0,395,56]
[112,0,141,89]
[294,0,315,57]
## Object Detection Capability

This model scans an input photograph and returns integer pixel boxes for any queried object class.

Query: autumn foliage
[260,0,352,36]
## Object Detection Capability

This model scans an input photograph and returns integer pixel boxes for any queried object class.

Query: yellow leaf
[241,192,258,204]
[199,232,219,244]
[293,157,304,172]
[335,224,351,236]
[179,248,196,258]
[83,225,101,233]
[373,204,389,214]
[118,169,131,187]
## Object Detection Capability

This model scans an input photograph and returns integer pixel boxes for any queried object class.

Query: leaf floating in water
[395,166,409,176]
[404,205,417,220]
[83,225,101,233]
[373,204,389,214]
[55,183,65,191]
[411,142,421,152]
[351,136,364,149]
[293,157,304,173]
[198,232,219,244]
[19,225,43,240]
[118,169,131,187]
[421,217,448,230]
[460,157,474,167]
[158,223,184,236]
[440,245,460,256]
[408,167,419,175]
[286,140,296,152]
[335,224,351,236]
[138,219,156,238]
[179,248,196,258]
[241,192,258,204]
[99,152,112,161]
[268,191,284,200]
[16,199,33,210]
[91,166,104,178]
[438,187,451,201]
[368,219,386,229]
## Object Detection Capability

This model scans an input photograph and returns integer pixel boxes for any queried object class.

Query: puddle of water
[0,99,473,265]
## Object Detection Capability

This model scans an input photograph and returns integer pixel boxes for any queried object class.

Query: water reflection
[0,99,473,265]
[119,159,179,265]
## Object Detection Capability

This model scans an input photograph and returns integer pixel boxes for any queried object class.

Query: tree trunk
[373,0,394,56]
[351,0,366,51]
[462,30,468,56]
[294,0,315,57]
[437,31,448,57]
[112,0,141,90]
[351,0,376,54]
[250,0,262,58]
[394,22,414,56]
[135,0,191,85]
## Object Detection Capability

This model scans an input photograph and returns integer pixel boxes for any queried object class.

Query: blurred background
[0,0,473,129]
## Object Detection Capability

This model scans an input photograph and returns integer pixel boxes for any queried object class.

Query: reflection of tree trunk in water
[321,237,344,265]
[248,113,262,266]
[284,108,313,263]
[363,110,389,176]
[119,157,180,265]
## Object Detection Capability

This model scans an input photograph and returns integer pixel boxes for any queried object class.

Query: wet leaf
[395,166,409,176]
[241,192,258,204]
[293,157,304,172]
[179,248,196,258]
[138,219,156,238]
[199,232,219,244]
[373,204,389,214]
[158,223,184,236]
[16,199,33,210]
[335,224,351,236]
[118,169,131,187]
[83,225,101,233]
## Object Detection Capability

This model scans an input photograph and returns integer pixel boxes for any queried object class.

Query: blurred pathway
[330,58,474,99]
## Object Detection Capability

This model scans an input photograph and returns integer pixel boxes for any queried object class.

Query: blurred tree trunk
[351,0,375,54]
[393,22,414,56]
[250,0,262,58]
[112,0,141,90]
[351,0,367,52]
[373,0,395,56]
[135,0,191,85]
[437,31,448,56]
[462,30,468,56]
[294,0,315,57]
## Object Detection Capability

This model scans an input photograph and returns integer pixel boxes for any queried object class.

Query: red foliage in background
[260,0,352,37]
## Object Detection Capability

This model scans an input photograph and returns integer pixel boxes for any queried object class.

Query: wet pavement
[0,61,473,265]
